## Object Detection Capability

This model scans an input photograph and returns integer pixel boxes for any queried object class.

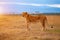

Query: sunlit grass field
[0,14,60,40]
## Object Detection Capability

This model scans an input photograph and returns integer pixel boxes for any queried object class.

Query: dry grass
[0,15,60,40]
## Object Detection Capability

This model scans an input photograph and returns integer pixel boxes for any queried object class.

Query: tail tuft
[51,25,53,28]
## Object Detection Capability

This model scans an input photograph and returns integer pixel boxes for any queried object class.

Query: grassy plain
[0,14,60,40]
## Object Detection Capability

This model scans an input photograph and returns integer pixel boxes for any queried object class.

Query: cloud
[47,4,60,8]
[0,2,44,6]
[0,2,60,8]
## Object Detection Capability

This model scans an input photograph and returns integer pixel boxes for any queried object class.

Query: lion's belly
[27,17,40,22]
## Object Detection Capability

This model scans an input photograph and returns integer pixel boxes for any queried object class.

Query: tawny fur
[22,12,48,31]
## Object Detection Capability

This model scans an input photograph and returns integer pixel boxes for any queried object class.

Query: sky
[0,0,60,14]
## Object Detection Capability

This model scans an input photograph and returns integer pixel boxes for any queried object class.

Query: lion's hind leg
[40,19,46,31]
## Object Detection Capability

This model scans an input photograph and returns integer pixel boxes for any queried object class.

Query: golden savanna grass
[0,14,60,40]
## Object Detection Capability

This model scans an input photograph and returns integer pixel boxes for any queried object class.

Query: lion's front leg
[26,21,30,31]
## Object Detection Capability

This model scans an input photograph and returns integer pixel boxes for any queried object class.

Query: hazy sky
[0,0,60,13]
